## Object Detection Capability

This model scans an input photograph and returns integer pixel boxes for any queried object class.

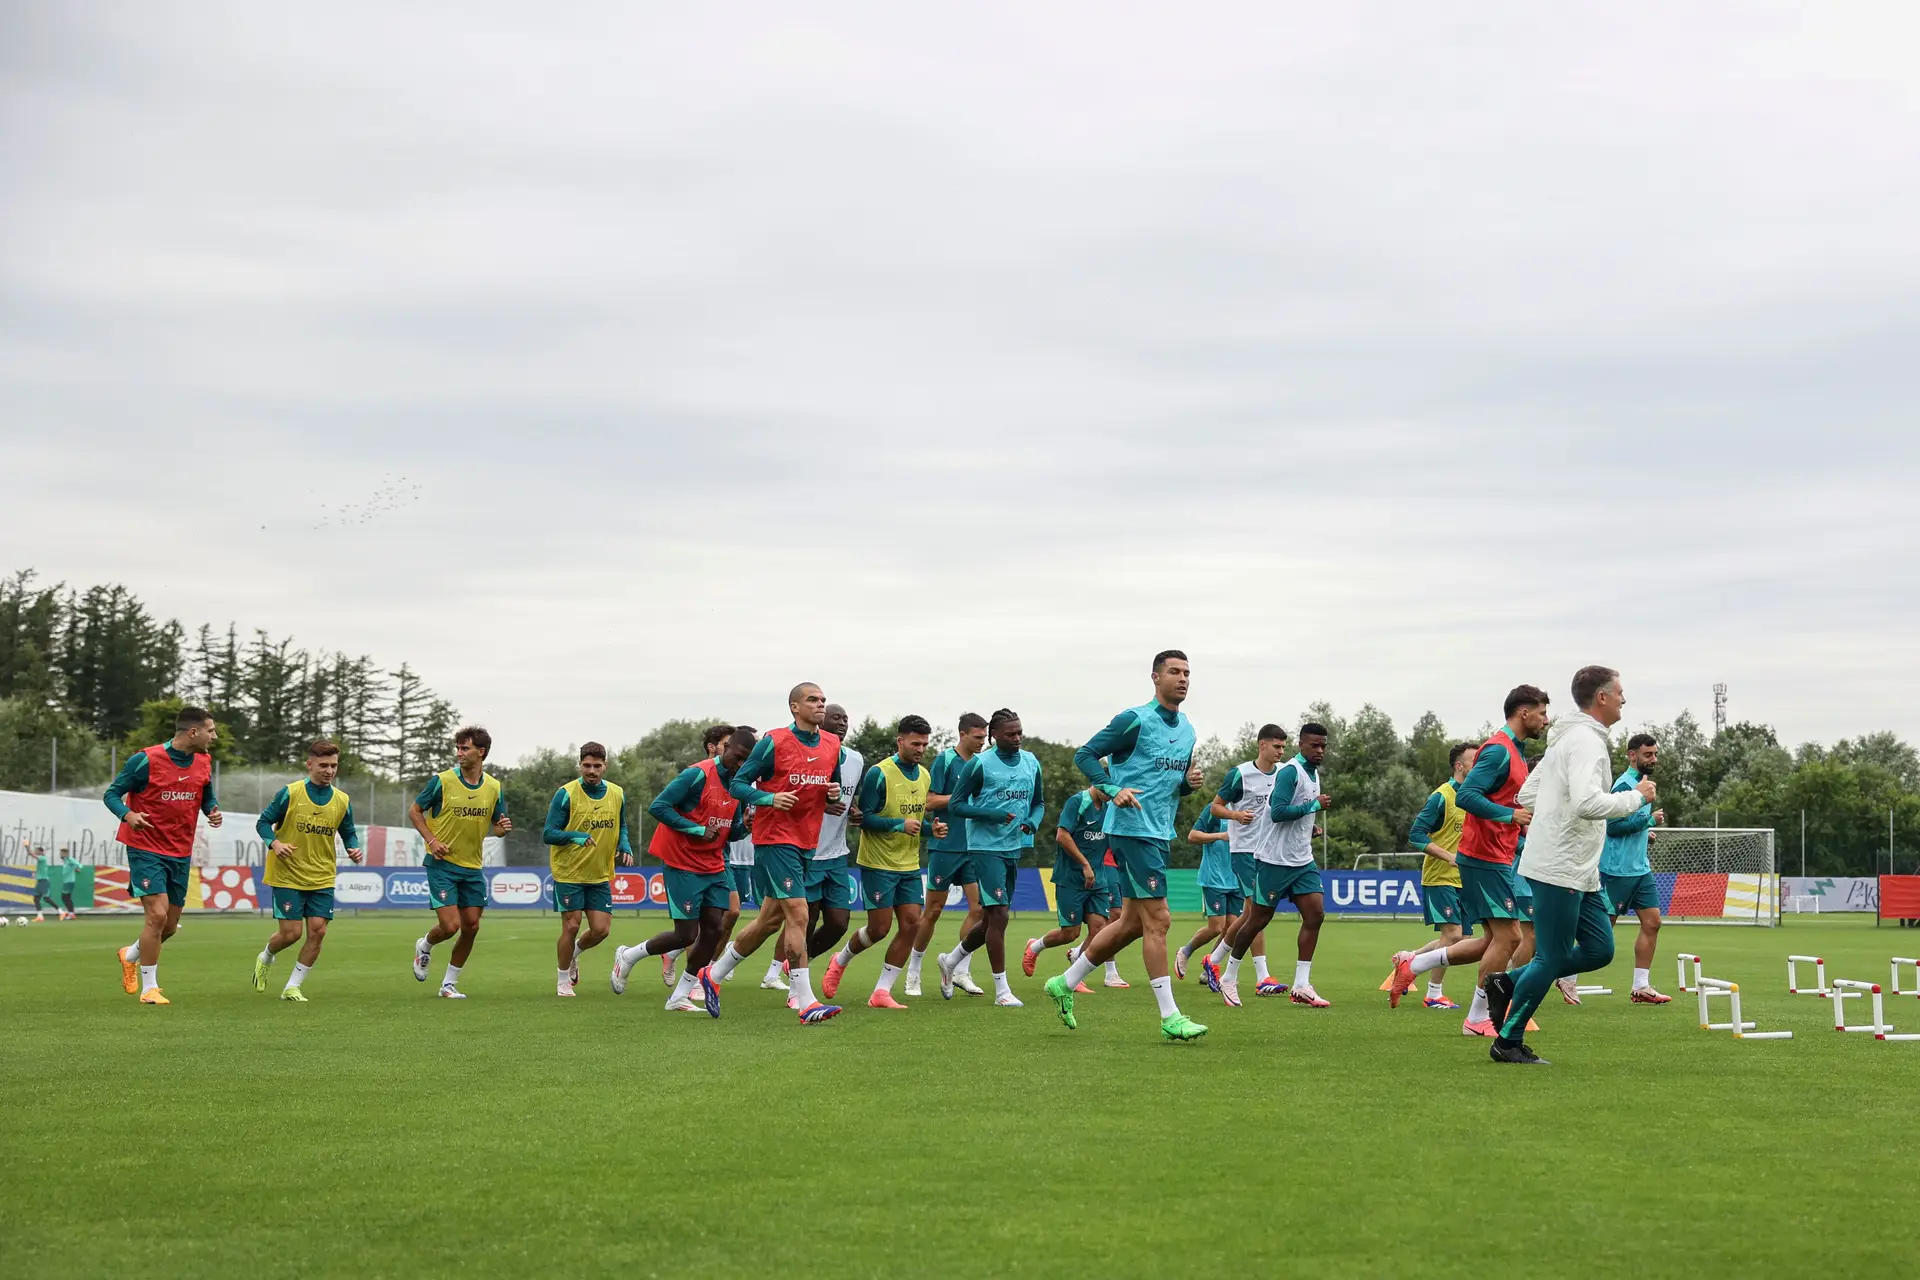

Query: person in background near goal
[1596,732,1670,1003]
[803,703,864,973]
[1385,742,1479,1010]
[1198,725,1289,993]
[612,726,753,1014]
[32,845,52,922]
[708,682,846,1024]
[106,705,223,1005]
[908,712,990,997]
[1214,724,1335,1009]
[253,739,363,1001]
[1023,784,1113,991]
[544,741,634,998]
[936,708,1045,1006]
[1484,666,1655,1065]
[821,715,941,1007]
[1439,685,1547,1036]
[58,847,80,919]
[661,724,738,988]
[1177,803,1265,992]
[1043,650,1210,1043]
[408,726,512,998]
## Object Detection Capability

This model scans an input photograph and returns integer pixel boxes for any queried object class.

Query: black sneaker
[1489,1039,1550,1065]
[1485,970,1515,1032]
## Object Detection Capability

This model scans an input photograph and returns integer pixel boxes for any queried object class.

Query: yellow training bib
[429,768,502,869]
[856,756,930,873]
[266,780,351,891]
[549,777,624,884]
[1421,781,1465,888]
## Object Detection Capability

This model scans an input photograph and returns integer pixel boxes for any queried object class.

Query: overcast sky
[4,3,1917,759]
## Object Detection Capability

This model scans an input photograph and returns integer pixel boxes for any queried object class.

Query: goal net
[1644,827,1778,926]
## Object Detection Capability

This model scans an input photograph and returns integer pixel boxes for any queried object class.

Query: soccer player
[1486,666,1655,1064]
[252,739,364,1001]
[1021,785,1112,991]
[1385,741,1478,1009]
[544,742,634,997]
[821,715,941,1008]
[106,705,223,1004]
[1175,804,1267,990]
[58,848,79,919]
[611,727,754,1014]
[1042,650,1209,1042]
[1198,725,1288,991]
[907,712,989,998]
[704,683,846,1024]
[1215,724,1334,1009]
[32,845,54,922]
[407,726,512,998]
[936,709,1044,1006]
[804,703,865,968]
[1599,732,1671,1003]
[662,724,734,988]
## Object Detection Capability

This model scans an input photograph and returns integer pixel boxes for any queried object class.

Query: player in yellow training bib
[544,741,633,997]
[407,726,512,997]
[1384,742,1479,1009]
[253,739,364,1002]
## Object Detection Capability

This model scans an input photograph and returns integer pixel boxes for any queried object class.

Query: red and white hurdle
[1787,955,1831,997]
[1892,958,1920,999]
[1677,952,1704,994]
[1830,979,1920,1041]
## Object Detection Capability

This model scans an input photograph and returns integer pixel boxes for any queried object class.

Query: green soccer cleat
[1043,975,1077,1030]
[280,987,309,1003]
[252,956,270,993]
[1160,1012,1209,1042]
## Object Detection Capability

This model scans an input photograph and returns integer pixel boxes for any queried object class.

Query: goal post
[1645,827,1778,926]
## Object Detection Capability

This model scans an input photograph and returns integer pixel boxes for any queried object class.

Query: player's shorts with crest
[551,879,613,914]
[751,844,808,901]
[1423,883,1465,929]
[1203,885,1245,919]
[127,848,191,907]
[662,867,730,920]
[974,853,1018,908]
[1232,852,1257,898]
[1093,864,1123,916]
[1456,855,1524,922]
[1108,836,1170,900]
[1054,874,1103,927]
[1254,860,1322,907]
[926,849,976,892]
[859,867,924,910]
[1603,871,1659,915]
[804,855,855,909]
[424,855,487,909]
[271,887,336,920]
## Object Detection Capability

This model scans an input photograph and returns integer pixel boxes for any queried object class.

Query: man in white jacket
[1485,666,1656,1065]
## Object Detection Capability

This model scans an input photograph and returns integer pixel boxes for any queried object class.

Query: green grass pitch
[3,911,1914,1278]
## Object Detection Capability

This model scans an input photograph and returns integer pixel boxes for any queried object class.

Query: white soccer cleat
[994,991,1024,1007]
[556,982,576,998]
[569,957,580,986]
[954,971,985,996]
[1174,948,1190,980]
[411,938,431,982]
[661,954,678,987]
[1103,973,1131,989]
[438,986,466,1000]
[936,953,957,1000]
[610,946,635,996]
[761,972,791,993]
[904,975,923,998]
[1556,975,1582,1005]
[664,996,702,1012]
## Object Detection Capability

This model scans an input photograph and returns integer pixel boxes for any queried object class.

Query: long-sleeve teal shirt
[103,745,219,821]
[725,725,848,807]
[648,765,748,843]
[1408,790,1447,848]
[1456,739,1520,824]
[544,780,636,851]
[256,781,362,850]
[1599,767,1656,877]
[855,758,923,833]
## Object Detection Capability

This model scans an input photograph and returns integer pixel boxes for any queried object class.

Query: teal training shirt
[927,748,971,853]
[1599,768,1655,877]
[1193,808,1238,891]
[1076,701,1196,842]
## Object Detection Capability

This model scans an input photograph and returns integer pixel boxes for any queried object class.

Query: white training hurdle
[1693,973,1793,1040]
[1892,958,1920,999]
[1830,979,1920,1041]
[1787,955,1831,997]
[1575,983,1612,997]
[1677,952,1704,993]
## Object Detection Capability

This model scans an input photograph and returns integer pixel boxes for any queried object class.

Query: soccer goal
[1646,827,1778,926]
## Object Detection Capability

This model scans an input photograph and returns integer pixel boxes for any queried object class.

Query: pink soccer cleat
[1387,952,1417,1008]
[821,956,847,1000]
[1463,1018,1496,1037]
[1021,941,1039,978]
[1289,984,1331,1008]
[868,988,908,1009]
[1220,978,1242,1008]
[1631,986,1673,1005]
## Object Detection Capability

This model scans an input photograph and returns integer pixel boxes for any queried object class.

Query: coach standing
[1485,666,1655,1064]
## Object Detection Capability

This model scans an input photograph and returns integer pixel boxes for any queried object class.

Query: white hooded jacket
[1514,709,1646,892]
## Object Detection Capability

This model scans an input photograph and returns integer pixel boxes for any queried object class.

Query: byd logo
[489,872,543,905]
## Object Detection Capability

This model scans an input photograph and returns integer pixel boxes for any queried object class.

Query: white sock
[1150,974,1179,1018]
[1634,968,1650,990]
[1412,949,1449,976]
[1294,960,1312,988]
[287,962,310,990]
[790,966,816,1008]
[945,939,975,968]
[1027,938,1046,956]
[124,940,141,964]
[1253,956,1270,982]
[710,944,745,982]
[557,967,571,985]
[1426,979,1447,999]
[1224,955,1242,984]
[666,947,683,962]
[833,942,856,967]
[1105,961,1122,981]
[258,948,274,965]
[139,964,158,992]
[994,971,1012,998]
[956,950,975,979]
[877,962,900,994]
[669,970,698,1004]
[848,926,871,953]
[907,948,925,977]
[1063,952,1097,988]
[1208,940,1231,966]
[442,963,462,989]
[764,958,784,981]
[1468,986,1489,1022]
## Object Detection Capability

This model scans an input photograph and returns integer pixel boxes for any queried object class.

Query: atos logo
[489,872,543,905]
[385,871,430,904]
[335,871,384,905]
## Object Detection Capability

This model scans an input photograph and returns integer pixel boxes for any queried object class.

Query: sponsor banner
[1879,876,1920,921]
[1782,876,1878,912]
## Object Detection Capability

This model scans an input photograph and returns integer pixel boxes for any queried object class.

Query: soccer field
[3,912,1914,1279]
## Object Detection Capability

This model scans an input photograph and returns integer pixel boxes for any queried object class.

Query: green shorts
[425,856,487,909]
[859,867,924,910]
[804,856,854,910]
[663,867,731,920]
[1232,852,1257,899]
[730,865,757,904]
[552,879,613,914]
[1423,884,1465,929]
[1203,885,1246,919]
[927,848,976,893]
[1092,864,1122,916]
[1456,855,1523,923]
[127,848,191,907]
[975,853,1018,908]
[1053,871,1102,927]
[270,887,335,921]
[1604,871,1660,915]
[1109,836,1170,899]
[751,844,808,900]
[1513,872,1535,922]
[1254,860,1323,907]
